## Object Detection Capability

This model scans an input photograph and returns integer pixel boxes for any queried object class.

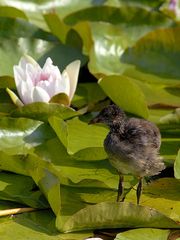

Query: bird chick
[90,104,165,204]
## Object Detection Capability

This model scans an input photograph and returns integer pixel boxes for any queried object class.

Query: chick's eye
[126,128,137,136]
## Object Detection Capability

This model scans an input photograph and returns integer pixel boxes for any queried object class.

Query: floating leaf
[160,138,180,164]
[122,27,180,79]
[44,13,70,43]
[64,6,172,26]
[0,151,29,176]
[159,108,180,124]
[115,228,170,240]
[0,37,53,77]
[0,117,55,155]
[88,22,158,76]
[0,6,27,19]
[99,75,149,118]
[0,172,48,208]
[11,102,79,122]
[66,117,108,155]
[0,202,92,240]
[34,138,119,189]
[174,150,180,179]
[126,178,180,222]
[49,116,108,157]
[72,83,106,108]
[132,79,180,108]
[58,202,179,232]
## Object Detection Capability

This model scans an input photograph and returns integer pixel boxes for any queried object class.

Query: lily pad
[88,22,162,76]
[11,102,79,122]
[122,27,180,79]
[99,75,149,118]
[49,116,108,157]
[64,6,172,26]
[72,82,106,108]
[115,228,170,240]
[34,137,118,189]
[0,202,92,240]
[58,201,179,232]
[0,117,54,155]
[0,6,27,20]
[159,108,180,124]
[126,178,180,222]
[174,150,180,179]
[0,172,48,208]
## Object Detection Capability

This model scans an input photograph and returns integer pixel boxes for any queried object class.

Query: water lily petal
[36,77,55,97]
[13,65,25,83]
[20,80,35,104]
[19,55,39,69]
[60,70,71,97]
[13,66,26,102]
[65,60,80,101]
[51,66,62,81]
[26,63,41,86]
[13,55,80,105]
[6,88,24,107]
[32,86,50,102]
[42,57,53,70]
[42,58,62,83]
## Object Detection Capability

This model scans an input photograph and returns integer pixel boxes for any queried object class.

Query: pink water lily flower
[7,55,80,106]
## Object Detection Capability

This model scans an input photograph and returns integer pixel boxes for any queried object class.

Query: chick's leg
[136,177,143,205]
[117,174,124,202]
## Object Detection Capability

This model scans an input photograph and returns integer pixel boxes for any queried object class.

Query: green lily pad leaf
[72,83,106,108]
[115,228,170,240]
[58,201,179,232]
[122,27,180,79]
[0,17,58,77]
[44,12,93,54]
[159,108,180,124]
[0,6,27,19]
[160,138,180,164]
[44,13,70,43]
[0,37,53,77]
[0,172,48,208]
[0,215,92,240]
[0,17,56,41]
[0,151,29,176]
[0,201,92,240]
[38,42,87,73]
[0,76,15,88]
[34,137,119,189]
[0,117,55,155]
[66,117,108,155]
[48,117,68,147]
[49,93,70,106]
[28,162,61,216]
[73,21,93,55]
[136,79,180,108]
[49,114,110,160]
[99,75,149,118]
[174,150,180,179]
[11,102,79,122]
[88,22,160,77]
[126,178,180,222]
[64,6,172,26]
[49,116,108,157]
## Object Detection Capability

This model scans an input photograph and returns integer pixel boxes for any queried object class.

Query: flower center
[40,72,50,81]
